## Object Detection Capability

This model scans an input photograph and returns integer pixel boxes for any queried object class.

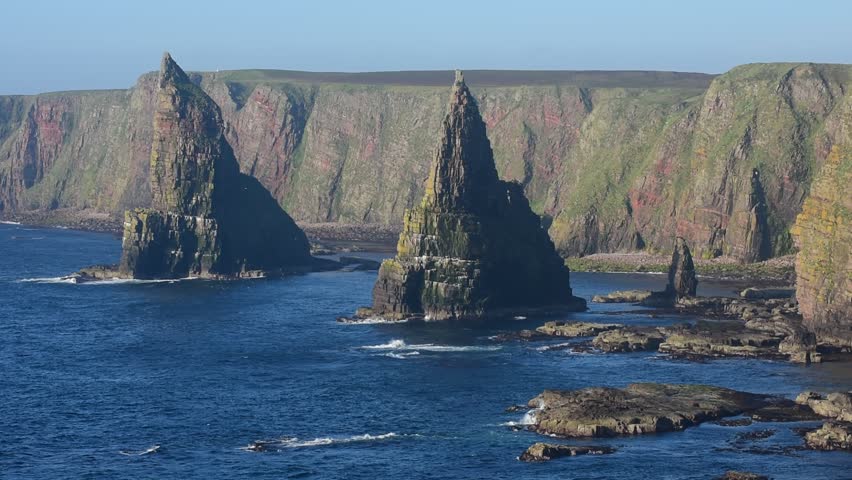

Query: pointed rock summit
[667,237,698,298]
[117,53,313,278]
[640,237,697,307]
[363,73,586,320]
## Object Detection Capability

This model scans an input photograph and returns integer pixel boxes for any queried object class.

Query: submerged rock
[518,442,615,462]
[715,471,770,480]
[792,146,852,349]
[117,53,314,279]
[536,321,622,338]
[365,71,585,320]
[527,383,772,438]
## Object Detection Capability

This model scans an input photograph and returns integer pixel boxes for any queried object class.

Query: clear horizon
[4,0,852,94]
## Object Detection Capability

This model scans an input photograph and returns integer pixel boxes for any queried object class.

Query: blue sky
[3,0,852,94]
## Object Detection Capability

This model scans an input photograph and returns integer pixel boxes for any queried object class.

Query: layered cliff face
[368,72,586,320]
[792,145,852,347]
[1,63,851,261]
[119,54,311,279]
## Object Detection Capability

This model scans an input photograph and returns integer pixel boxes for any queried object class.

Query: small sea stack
[360,71,586,321]
[667,237,698,298]
[641,237,697,307]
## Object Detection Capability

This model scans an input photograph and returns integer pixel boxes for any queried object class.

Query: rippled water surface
[1,223,850,479]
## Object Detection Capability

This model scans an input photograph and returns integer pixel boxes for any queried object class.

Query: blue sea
[1,222,850,479]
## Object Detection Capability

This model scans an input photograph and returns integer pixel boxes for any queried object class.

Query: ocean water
[1,223,850,479]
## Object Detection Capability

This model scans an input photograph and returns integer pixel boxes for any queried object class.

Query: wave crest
[241,432,413,451]
[361,339,501,352]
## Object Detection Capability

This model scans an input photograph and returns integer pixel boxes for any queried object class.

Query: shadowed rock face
[369,72,586,320]
[119,54,311,279]
[667,237,697,297]
[792,145,852,347]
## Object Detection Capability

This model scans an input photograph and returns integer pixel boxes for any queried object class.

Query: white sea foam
[339,317,410,325]
[241,433,410,451]
[18,276,195,285]
[519,410,538,425]
[0,220,22,225]
[535,342,574,352]
[513,315,527,320]
[19,276,79,284]
[361,339,501,352]
[119,445,161,456]
[383,351,421,359]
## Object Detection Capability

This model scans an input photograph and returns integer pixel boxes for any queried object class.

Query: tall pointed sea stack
[366,71,586,320]
[118,53,312,278]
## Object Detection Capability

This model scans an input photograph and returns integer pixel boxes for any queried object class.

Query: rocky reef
[90,54,313,280]
[792,145,852,348]
[361,72,585,320]
[796,391,852,452]
[525,383,775,438]
[518,443,615,462]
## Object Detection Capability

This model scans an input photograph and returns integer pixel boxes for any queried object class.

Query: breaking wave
[0,220,22,225]
[119,445,161,456]
[338,317,410,325]
[19,277,195,285]
[241,432,414,451]
[361,339,501,352]
[383,351,421,359]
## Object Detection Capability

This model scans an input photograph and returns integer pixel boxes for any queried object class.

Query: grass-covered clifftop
[1,65,849,260]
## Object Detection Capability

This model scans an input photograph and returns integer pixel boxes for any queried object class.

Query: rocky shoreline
[566,252,796,283]
[510,384,852,464]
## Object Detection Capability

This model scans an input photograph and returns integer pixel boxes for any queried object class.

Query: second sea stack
[119,53,313,279]
[366,71,586,320]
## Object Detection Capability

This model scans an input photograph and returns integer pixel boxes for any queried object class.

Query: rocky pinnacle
[118,53,311,279]
[667,237,698,298]
[367,73,586,320]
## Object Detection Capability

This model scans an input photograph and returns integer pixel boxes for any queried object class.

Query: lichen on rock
[792,145,852,348]
[365,71,586,320]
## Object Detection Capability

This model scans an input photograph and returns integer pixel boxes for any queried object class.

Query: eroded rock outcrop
[640,237,698,306]
[796,391,852,422]
[119,53,312,279]
[792,145,852,348]
[804,422,852,452]
[526,383,772,438]
[536,321,621,338]
[363,72,585,320]
[518,443,615,462]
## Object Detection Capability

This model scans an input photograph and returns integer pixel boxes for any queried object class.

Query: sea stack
[792,146,852,348]
[118,53,312,278]
[365,71,586,320]
[667,237,698,298]
[640,237,697,307]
